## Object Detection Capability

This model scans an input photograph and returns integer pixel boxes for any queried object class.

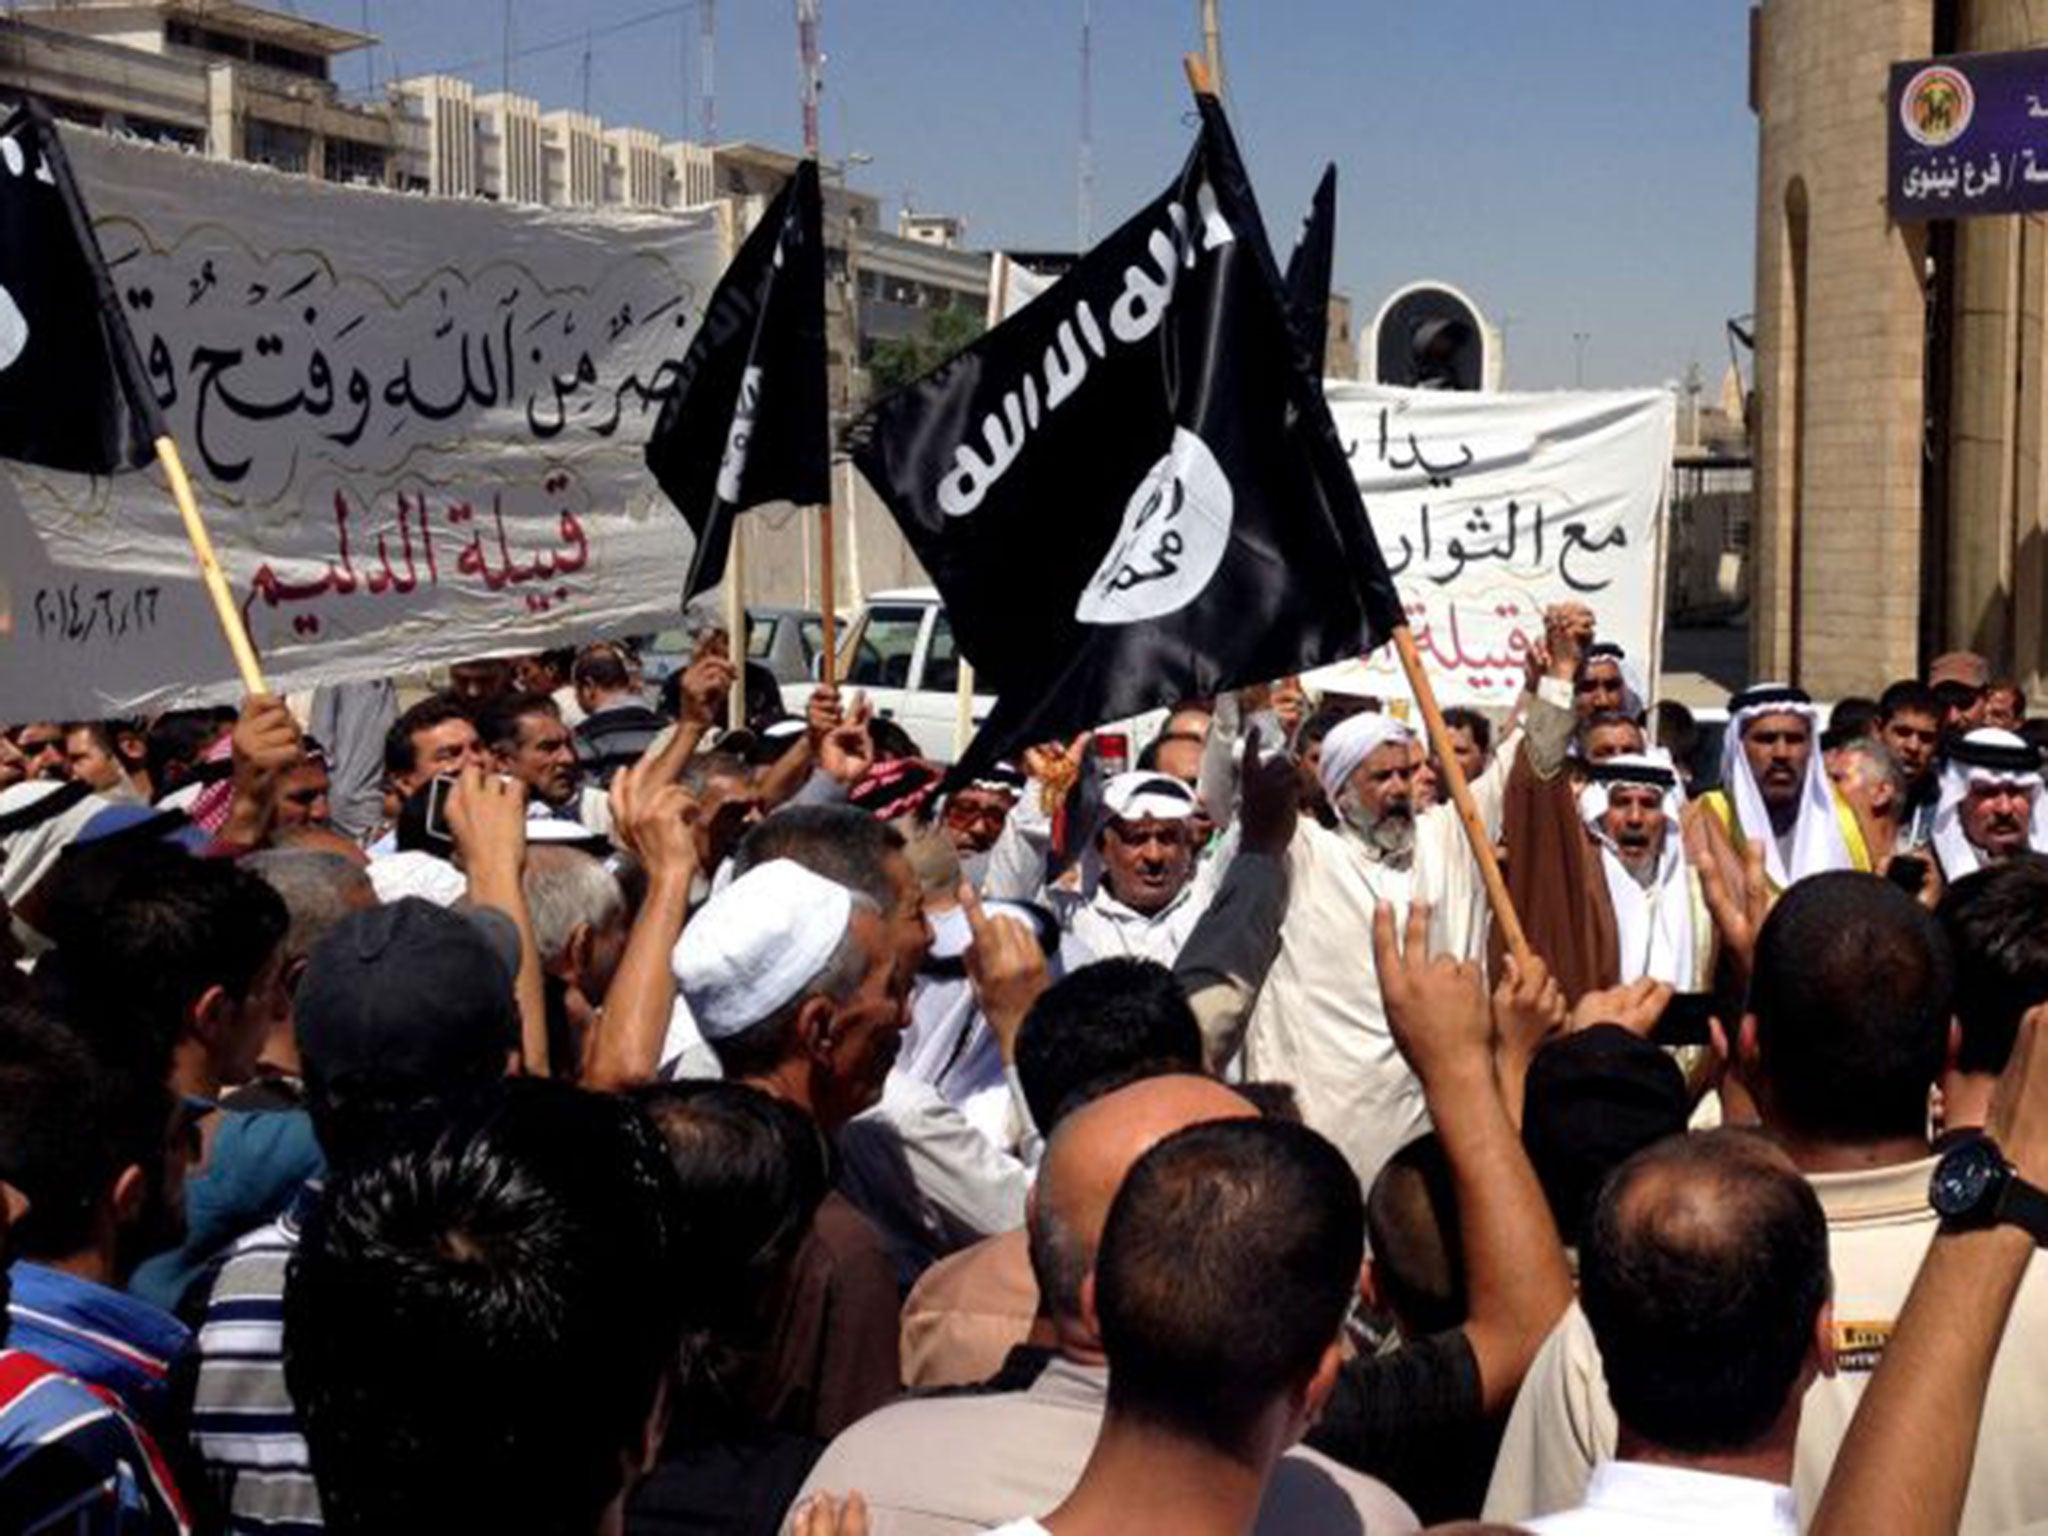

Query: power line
[386,1,698,92]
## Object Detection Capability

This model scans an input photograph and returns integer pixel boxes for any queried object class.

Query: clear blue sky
[304,0,1755,391]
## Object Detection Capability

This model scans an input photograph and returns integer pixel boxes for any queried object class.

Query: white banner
[0,131,727,721]
[1310,381,1676,709]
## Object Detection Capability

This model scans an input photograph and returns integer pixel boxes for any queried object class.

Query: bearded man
[1931,728,2048,879]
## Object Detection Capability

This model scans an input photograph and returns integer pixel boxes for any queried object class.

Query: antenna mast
[1078,0,1094,247]
[699,0,718,141]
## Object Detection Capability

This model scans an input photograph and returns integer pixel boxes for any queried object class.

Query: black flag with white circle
[644,157,829,602]
[851,96,1401,776]
[0,101,159,475]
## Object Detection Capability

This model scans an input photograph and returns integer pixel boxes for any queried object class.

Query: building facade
[1753,0,2048,701]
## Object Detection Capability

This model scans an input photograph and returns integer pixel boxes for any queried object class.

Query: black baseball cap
[296,898,521,1089]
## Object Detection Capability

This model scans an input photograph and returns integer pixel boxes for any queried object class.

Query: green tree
[867,305,986,394]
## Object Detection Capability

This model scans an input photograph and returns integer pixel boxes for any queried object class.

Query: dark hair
[1822,697,1880,750]
[1574,711,1643,753]
[0,1002,170,1261]
[679,750,752,797]
[1097,1118,1364,1460]
[475,691,563,755]
[66,857,288,1073]
[1365,1135,1465,1335]
[382,696,473,779]
[867,718,921,764]
[570,645,633,695]
[286,1080,686,1536]
[144,708,234,794]
[733,804,905,909]
[1581,1129,1829,1454]
[1749,872,1952,1143]
[630,1081,830,1445]
[1014,958,1203,1132]
[1137,731,1207,773]
[1440,708,1492,756]
[1879,678,1942,723]
[1939,855,2048,1077]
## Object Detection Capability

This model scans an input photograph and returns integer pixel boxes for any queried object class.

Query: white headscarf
[1586,643,1648,718]
[1317,712,1414,808]
[1931,729,2048,880]
[0,780,117,906]
[1719,684,1851,888]
[1101,771,1200,824]
[1579,751,1695,987]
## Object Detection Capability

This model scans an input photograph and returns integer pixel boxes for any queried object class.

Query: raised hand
[1371,900,1494,1085]
[960,882,1049,1062]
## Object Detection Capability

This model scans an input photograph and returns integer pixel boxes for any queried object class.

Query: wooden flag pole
[157,435,268,696]
[724,517,746,732]
[1178,52,1531,967]
[819,494,838,688]
[1390,624,1531,967]
[954,658,976,760]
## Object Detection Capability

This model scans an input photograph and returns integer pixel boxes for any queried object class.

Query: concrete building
[603,124,664,210]
[899,211,966,249]
[1753,0,2048,701]
[389,74,476,197]
[540,108,604,208]
[475,90,544,204]
[0,0,392,181]
[662,138,715,210]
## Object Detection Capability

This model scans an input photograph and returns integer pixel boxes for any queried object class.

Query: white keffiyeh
[1579,751,1697,988]
[1930,728,2048,879]
[1719,684,1851,888]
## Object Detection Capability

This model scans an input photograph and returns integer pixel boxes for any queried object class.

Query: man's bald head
[1028,1075,1256,1334]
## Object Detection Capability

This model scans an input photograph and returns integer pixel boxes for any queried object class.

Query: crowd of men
[3,596,2048,1536]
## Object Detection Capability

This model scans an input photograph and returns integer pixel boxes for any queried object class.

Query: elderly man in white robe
[1235,706,1519,1192]
[1931,728,2048,880]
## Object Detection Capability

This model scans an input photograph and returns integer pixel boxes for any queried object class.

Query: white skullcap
[366,850,469,908]
[1102,771,1199,824]
[672,858,854,1041]
[0,781,117,906]
[1317,712,1414,806]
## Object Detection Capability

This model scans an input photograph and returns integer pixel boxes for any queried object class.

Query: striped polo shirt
[0,1348,191,1534]
[4,1262,191,1445]
[188,1186,322,1534]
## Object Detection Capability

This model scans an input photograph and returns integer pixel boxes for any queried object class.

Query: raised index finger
[1370,901,1403,988]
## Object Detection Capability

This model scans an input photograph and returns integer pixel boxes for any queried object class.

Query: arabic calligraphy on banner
[0,129,725,720]
[1304,382,1675,708]
[1889,47,2048,221]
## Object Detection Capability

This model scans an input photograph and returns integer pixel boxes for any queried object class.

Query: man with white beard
[1233,703,1520,1193]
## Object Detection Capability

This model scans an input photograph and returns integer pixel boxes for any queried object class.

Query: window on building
[323,137,387,186]
[244,119,312,176]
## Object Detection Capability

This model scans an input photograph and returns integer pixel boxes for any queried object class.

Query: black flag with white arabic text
[646,157,828,601]
[852,97,1402,777]
[1286,164,1337,380]
[0,101,159,474]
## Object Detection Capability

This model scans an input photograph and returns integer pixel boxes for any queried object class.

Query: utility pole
[795,0,822,157]
[500,0,511,98]
[579,28,593,116]
[1573,331,1591,388]
[1200,0,1225,95]
[1078,0,1095,248]
[699,0,718,142]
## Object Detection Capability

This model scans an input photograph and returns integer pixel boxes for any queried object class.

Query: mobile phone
[422,774,458,852]
[1651,991,1718,1049]
[1886,854,1931,897]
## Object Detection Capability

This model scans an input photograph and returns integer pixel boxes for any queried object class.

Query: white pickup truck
[780,587,997,761]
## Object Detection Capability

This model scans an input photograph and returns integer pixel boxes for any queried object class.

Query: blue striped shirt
[188,1187,322,1535]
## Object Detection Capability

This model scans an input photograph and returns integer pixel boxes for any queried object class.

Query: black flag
[646,158,829,601]
[0,100,159,475]
[1285,164,1337,380]
[852,97,1402,777]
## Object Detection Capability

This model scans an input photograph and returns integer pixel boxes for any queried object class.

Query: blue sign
[1889,48,2048,220]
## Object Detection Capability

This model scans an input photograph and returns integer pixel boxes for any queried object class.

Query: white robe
[1241,739,1513,1195]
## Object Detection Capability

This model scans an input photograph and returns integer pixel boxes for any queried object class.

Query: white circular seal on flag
[1075,427,1233,626]
[0,285,26,374]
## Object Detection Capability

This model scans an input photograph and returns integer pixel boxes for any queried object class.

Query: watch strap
[1995,1172,2048,1247]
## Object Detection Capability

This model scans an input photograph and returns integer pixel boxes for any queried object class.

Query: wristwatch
[1929,1135,2048,1243]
